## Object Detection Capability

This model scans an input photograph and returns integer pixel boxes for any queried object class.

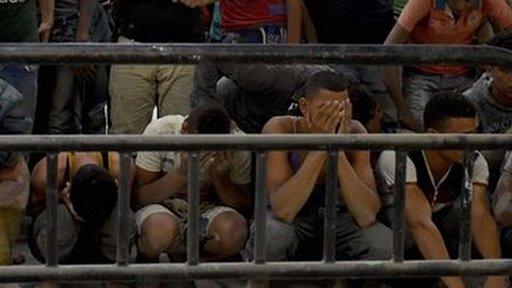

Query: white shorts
[135,203,237,235]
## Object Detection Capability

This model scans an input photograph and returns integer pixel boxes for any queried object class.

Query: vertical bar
[254,152,267,264]
[323,151,338,263]
[459,151,475,261]
[45,153,58,267]
[187,152,200,266]
[393,150,407,262]
[116,152,132,266]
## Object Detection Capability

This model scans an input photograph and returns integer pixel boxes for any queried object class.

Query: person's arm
[0,159,30,212]
[472,183,509,288]
[211,176,251,212]
[38,0,54,42]
[301,0,317,43]
[264,118,327,223]
[383,0,431,131]
[108,152,136,199]
[337,122,380,228]
[405,183,466,288]
[382,24,424,131]
[286,0,303,43]
[134,165,187,206]
[27,154,67,216]
[76,0,95,42]
[493,170,512,226]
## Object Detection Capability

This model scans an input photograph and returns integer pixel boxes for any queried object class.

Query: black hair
[348,80,378,126]
[423,92,477,130]
[488,30,512,50]
[303,70,348,99]
[69,164,118,227]
[0,152,19,169]
[186,104,231,134]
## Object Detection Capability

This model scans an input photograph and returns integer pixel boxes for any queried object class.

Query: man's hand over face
[304,101,343,134]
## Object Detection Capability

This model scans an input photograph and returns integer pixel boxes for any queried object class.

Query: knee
[139,214,179,259]
[208,212,248,257]
[0,235,12,265]
[360,223,393,260]
[259,214,297,261]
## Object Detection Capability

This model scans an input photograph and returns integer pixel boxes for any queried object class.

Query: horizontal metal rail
[2,260,512,282]
[0,134,510,283]
[0,134,510,151]
[0,44,512,66]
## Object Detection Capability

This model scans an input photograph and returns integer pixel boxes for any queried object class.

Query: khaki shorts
[135,200,238,253]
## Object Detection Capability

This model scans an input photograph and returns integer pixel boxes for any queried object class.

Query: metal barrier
[1,43,512,283]
[0,134,511,283]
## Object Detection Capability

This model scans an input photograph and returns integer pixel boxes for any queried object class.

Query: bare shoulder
[262,116,295,134]
[349,120,368,134]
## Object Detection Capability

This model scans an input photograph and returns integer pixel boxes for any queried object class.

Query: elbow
[354,213,377,229]
[354,198,380,228]
[270,205,296,224]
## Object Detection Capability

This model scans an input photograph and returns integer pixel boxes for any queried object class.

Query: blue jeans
[334,65,397,122]
[221,24,285,44]
[0,65,38,135]
[47,66,108,134]
[245,207,393,262]
[404,71,474,125]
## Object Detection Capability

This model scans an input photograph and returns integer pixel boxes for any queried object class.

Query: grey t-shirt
[464,74,512,134]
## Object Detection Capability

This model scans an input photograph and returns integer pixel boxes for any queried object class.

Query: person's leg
[360,65,397,122]
[245,210,319,262]
[0,208,23,265]
[80,65,108,134]
[157,64,195,117]
[135,204,181,261]
[403,73,440,127]
[109,38,157,134]
[32,204,80,263]
[100,206,138,262]
[200,207,247,261]
[47,66,78,134]
[0,64,38,135]
[334,209,393,260]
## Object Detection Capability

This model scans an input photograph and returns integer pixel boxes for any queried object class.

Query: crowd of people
[2,0,512,287]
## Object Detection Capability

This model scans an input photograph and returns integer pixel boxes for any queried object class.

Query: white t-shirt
[376,150,489,211]
[135,115,252,186]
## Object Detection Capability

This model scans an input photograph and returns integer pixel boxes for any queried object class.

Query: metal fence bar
[116,153,132,266]
[0,134,511,152]
[45,153,58,267]
[254,152,267,264]
[187,152,200,266]
[2,260,512,282]
[1,44,512,67]
[323,151,338,263]
[393,150,407,262]
[459,151,475,261]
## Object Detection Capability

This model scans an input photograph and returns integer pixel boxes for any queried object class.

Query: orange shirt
[398,0,512,75]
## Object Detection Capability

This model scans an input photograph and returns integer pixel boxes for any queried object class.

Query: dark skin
[404,117,506,288]
[263,89,379,227]
[28,152,133,218]
[488,67,512,108]
[383,0,512,131]
[74,0,97,80]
